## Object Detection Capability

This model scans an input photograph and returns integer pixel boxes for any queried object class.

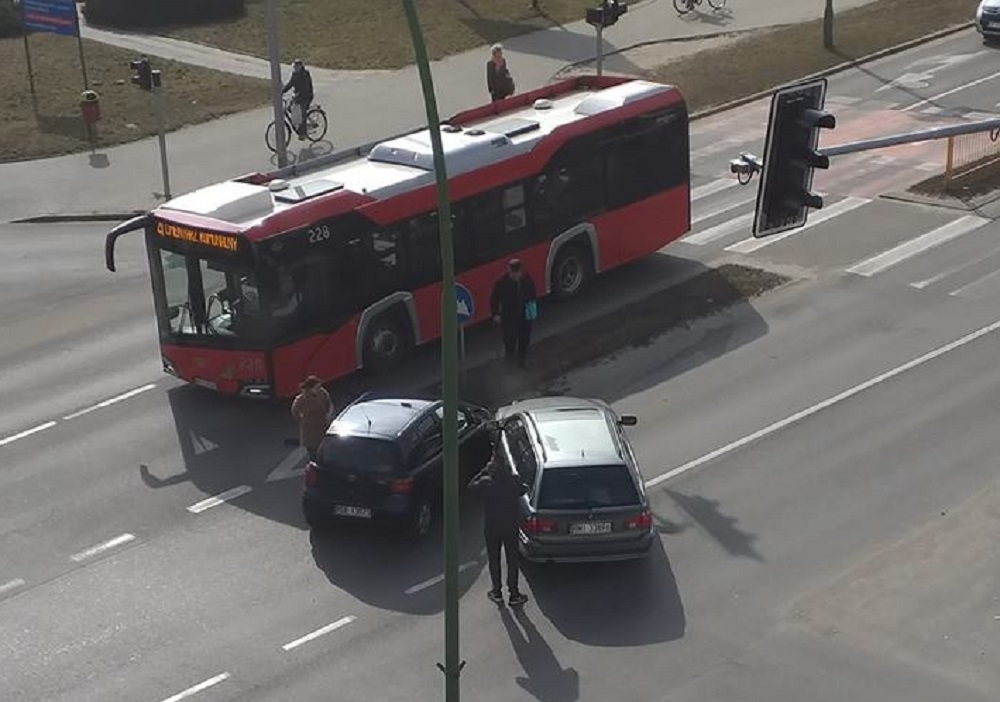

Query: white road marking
[159,673,231,702]
[683,212,754,246]
[949,266,1000,299]
[846,215,989,277]
[0,421,57,448]
[266,447,308,483]
[62,383,157,420]
[903,70,1000,112]
[690,178,738,202]
[726,197,870,254]
[645,316,1000,488]
[405,561,480,595]
[186,486,253,514]
[966,110,998,121]
[281,616,356,651]
[70,533,136,562]
[691,193,755,226]
[0,578,25,595]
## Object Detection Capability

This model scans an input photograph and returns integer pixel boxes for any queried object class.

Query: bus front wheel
[552,244,593,301]
[362,313,411,374]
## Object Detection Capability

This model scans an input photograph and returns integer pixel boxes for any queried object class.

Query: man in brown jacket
[291,375,333,460]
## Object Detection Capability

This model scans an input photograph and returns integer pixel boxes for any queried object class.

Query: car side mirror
[618,415,638,426]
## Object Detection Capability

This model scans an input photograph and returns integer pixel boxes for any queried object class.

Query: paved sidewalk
[2,0,876,221]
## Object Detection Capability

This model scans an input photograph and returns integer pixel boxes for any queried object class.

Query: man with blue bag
[490,258,538,368]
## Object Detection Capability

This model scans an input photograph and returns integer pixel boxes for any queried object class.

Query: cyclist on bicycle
[282,59,314,141]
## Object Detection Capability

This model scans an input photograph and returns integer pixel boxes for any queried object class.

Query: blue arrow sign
[455,283,474,324]
[21,0,80,38]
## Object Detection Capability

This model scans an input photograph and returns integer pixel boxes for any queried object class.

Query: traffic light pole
[152,82,172,201]
[595,19,604,76]
[265,0,288,167]
[818,117,1000,157]
[399,2,463,702]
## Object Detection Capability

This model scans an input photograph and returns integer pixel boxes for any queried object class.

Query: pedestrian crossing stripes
[726,197,871,254]
[846,215,990,277]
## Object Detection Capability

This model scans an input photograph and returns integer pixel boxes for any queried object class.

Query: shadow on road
[524,538,685,646]
[501,606,580,702]
[308,508,488,615]
[666,489,762,561]
[676,5,734,28]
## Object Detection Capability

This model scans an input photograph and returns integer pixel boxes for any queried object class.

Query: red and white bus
[105,75,690,399]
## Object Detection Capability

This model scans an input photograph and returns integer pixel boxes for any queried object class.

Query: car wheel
[302,499,329,531]
[551,243,593,301]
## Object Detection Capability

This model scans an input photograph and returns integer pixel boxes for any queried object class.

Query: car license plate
[334,505,372,519]
[990,21,1000,28]
[570,521,611,535]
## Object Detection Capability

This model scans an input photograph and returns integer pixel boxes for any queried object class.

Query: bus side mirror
[619,415,638,426]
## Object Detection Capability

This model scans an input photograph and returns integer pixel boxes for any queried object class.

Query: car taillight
[523,515,558,534]
[304,462,318,487]
[625,510,653,530]
[389,478,414,494]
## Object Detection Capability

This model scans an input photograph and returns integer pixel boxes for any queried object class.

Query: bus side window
[533,145,605,234]
[606,110,688,208]
[402,213,442,288]
[371,228,400,295]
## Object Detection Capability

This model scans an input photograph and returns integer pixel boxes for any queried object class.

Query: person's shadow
[499,606,580,702]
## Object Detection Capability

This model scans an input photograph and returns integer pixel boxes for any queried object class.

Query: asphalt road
[4,27,1000,702]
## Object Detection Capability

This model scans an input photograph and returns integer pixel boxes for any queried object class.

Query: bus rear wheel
[362,313,411,374]
[552,244,593,301]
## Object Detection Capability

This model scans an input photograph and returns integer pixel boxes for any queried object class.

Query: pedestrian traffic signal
[130,57,152,91]
[752,78,836,238]
[586,0,628,28]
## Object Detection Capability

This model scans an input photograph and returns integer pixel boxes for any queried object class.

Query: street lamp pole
[399,1,463,701]
[823,0,834,48]
[265,0,288,167]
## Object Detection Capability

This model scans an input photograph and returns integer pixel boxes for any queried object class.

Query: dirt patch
[438,263,790,408]
[639,0,977,113]
[910,156,1000,201]
[160,0,593,71]
[1,33,267,163]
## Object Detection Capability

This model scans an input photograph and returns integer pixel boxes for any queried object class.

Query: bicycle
[265,97,329,152]
[674,0,727,14]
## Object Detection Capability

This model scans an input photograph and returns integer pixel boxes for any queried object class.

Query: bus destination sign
[155,219,240,253]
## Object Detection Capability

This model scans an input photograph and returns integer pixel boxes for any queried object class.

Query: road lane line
[405,561,480,595]
[0,421,57,447]
[903,70,1000,112]
[70,533,136,562]
[281,616,356,651]
[186,486,253,514]
[62,383,157,420]
[683,212,754,246]
[159,673,231,702]
[645,316,1000,488]
[846,215,989,277]
[690,178,738,202]
[948,266,1000,299]
[726,197,870,254]
[0,578,25,595]
[691,193,755,226]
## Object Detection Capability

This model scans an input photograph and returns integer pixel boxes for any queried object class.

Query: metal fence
[944,127,1000,190]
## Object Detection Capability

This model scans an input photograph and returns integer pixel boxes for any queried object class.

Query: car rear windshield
[316,435,401,475]
[537,465,640,510]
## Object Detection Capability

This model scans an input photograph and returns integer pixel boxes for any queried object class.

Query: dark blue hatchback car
[301,394,494,538]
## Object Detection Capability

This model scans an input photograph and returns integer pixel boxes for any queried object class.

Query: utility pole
[823,0,834,48]
[586,0,627,76]
[152,74,172,200]
[399,1,462,701]
[265,0,288,167]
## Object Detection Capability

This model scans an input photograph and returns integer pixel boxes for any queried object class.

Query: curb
[12,212,144,224]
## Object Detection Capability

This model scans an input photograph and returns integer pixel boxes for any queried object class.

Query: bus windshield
[158,248,266,340]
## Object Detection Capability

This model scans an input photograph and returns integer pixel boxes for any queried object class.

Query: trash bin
[80,90,101,125]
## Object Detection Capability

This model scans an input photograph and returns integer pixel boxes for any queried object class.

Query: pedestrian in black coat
[486,43,515,102]
[468,449,529,606]
[490,258,537,367]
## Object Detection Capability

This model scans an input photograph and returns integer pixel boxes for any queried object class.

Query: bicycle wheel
[707,0,727,9]
[305,107,328,143]
[265,119,291,153]
[673,0,692,13]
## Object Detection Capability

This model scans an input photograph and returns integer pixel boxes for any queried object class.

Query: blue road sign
[21,0,80,38]
[455,283,474,324]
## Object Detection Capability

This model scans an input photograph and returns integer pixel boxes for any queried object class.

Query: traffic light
[752,78,836,238]
[130,57,152,91]
[586,0,628,28]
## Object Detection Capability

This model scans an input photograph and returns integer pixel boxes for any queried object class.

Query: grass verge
[1,33,267,163]
[434,263,790,408]
[160,0,593,71]
[910,157,1000,200]
[645,0,978,113]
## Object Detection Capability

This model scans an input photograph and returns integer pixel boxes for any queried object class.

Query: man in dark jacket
[490,258,537,367]
[282,58,314,140]
[468,448,529,606]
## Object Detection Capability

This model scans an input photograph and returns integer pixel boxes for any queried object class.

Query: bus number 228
[308,225,331,244]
